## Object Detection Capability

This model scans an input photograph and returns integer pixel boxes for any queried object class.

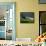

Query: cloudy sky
[40,0,46,3]
[21,12,34,18]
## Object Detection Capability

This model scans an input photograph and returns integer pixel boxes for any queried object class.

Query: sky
[40,0,46,3]
[21,12,34,18]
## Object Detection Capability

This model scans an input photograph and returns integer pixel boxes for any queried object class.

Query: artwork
[39,11,46,35]
[20,12,34,23]
[39,0,46,4]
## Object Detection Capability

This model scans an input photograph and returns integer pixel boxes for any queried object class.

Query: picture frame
[20,12,34,23]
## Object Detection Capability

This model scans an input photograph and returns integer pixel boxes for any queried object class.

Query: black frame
[39,11,46,35]
[20,12,34,23]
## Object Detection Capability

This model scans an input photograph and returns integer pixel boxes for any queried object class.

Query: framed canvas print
[39,11,46,35]
[0,2,16,40]
[39,0,46,4]
[20,12,34,23]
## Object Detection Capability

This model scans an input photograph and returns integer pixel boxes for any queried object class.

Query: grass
[20,18,34,23]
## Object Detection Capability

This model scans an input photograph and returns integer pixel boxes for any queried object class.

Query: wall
[16,0,35,40]
[0,0,46,40]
